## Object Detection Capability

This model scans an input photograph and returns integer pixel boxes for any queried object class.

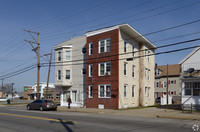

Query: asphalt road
[0,105,199,132]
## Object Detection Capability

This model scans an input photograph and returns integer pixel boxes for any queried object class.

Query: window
[193,82,200,96]
[66,70,70,79]
[148,87,150,97]
[124,41,127,53]
[58,51,61,61]
[98,84,111,98]
[89,42,93,55]
[132,85,135,97]
[145,87,148,96]
[184,82,191,95]
[145,68,150,80]
[132,45,135,56]
[124,62,127,76]
[124,85,127,97]
[89,64,93,77]
[99,62,111,76]
[99,38,111,53]
[148,50,150,62]
[58,70,61,80]
[56,94,60,99]
[66,51,71,61]
[72,91,77,102]
[88,85,93,98]
[163,82,167,88]
[148,69,150,80]
[145,87,150,97]
[155,82,159,88]
[132,65,135,78]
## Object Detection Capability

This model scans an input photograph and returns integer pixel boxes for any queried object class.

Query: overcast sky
[0,0,200,92]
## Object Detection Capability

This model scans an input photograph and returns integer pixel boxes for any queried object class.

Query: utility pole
[44,50,53,99]
[24,30,40,100]
[1,79,3,97]
[166,64,169,105]
[12,83,14,101]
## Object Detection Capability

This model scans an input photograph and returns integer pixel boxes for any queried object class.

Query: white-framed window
[148,87,150,97]
[99,62,111,76]
[148,50,150,62]
[132,65,135,78]
[163,82,167,88]
[98,84,111,98]
[58,51,61,61]
[145,87,150,97]
[132,45,135,56]
[57,70,61,80]
[145,68,150,80]
[66,70,70,79]
[132,85,135,97]
[99,38,111,53]
[124,41,127,53]
[89,42,93,55]
[148,69,150,80]
[89,64,93,77]
[66,51,71,61]
[124,84,127,97]
[156,82,159,88]
[124,62,127,76]
[88,85,93,98]
[72,91,77,102]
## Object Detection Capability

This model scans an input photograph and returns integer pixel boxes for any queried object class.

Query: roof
[179,46,200,64]
[85,24,157,49]
[157,64,181,77]
[54,36,85,50]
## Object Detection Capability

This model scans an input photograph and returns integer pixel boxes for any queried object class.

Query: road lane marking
[0,112,78,124]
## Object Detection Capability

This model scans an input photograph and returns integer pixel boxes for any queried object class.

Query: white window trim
[132,45,135,57]
[148,87,150,98]
[156,82,159,88]
[163,82,167,88]
[66,50,71,61]
[89,64,93,77]
[145,87,148,97]
[89,42,93,55]
[132,85,135,98]
[98,84,111,98]
[124,62,127,76]
[98,62,111,76]
[57,70,61,81]
[66,70,70,80]
[98,38,111,53]
[88,85,93,98]
[124,84,128,98]
[58,51,61,62]
[132,65,135,78]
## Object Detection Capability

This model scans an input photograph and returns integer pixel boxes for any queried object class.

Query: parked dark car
[27,99,57,111]
[155,97,161,103]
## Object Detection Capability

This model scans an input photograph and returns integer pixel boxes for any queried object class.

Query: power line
[41,0,198,40]
[43,45,200,67]
[43,38,200,65]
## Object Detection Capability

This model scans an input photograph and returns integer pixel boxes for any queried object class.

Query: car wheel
[27,105,31,110]
[40,106,44,111]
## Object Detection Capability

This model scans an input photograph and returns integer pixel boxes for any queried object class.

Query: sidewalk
[58,106,200,121]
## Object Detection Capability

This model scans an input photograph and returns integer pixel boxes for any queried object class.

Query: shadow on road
[50,118,74,132]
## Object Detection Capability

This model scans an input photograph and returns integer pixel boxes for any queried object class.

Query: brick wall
[86,29,119,109]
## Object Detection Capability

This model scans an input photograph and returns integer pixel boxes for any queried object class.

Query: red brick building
[85,24,156,109]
